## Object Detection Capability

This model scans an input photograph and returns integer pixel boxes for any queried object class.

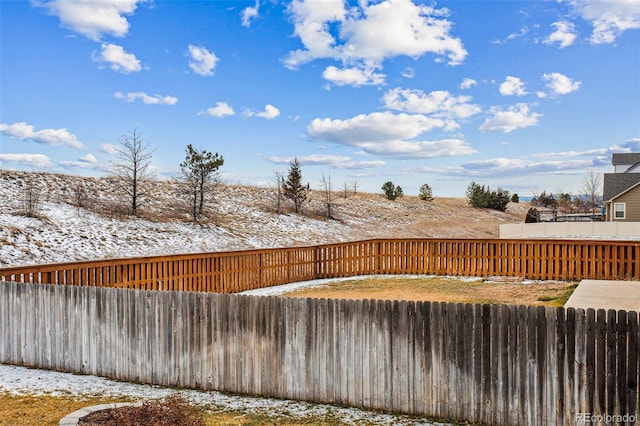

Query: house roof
[603,172,640,201]
[612,153,640,168]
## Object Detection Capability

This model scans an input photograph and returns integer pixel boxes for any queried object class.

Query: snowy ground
[0,170,531,267]
[0,364,451,425]
[0,171,565,424]
[0,273,465,424]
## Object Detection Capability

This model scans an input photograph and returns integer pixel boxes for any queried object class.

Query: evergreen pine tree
[418,183,434,201]
[282,157,310,214]
[180,144,224,223]
[466,181,488,208]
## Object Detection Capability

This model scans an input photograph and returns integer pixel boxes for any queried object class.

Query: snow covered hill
[0,170,529,267]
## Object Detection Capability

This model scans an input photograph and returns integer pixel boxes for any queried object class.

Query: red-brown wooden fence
[1,239,639,292]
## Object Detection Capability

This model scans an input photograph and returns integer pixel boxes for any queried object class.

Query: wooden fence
[1,239,639,292]
[0,282,637,425]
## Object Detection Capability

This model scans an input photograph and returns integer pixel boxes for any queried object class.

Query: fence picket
[3,239,639,292]
[1,282,639,425]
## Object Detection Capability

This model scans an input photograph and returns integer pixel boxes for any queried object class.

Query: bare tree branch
[272,170,284,214]
[321,173,334,220]
[111,128,155,217]
[581,169,602,214]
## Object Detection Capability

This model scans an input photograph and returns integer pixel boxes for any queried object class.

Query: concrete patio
[564,279,640,312]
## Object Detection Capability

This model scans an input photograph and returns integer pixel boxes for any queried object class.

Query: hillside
[0,170,530,267]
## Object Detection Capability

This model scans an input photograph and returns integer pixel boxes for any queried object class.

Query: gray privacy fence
[1,282,638,425]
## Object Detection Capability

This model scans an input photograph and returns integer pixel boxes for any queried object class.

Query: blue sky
[1,0,639,197]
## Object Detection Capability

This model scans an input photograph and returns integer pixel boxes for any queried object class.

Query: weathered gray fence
[1,282,638,425]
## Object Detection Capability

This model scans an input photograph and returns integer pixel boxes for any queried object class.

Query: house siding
[608,186,640,222]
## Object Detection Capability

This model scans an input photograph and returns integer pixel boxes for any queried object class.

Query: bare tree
[22,177,41,218]
[73,180,89,216]
[272,170,284,213]
[342,181,350,199]
[581,169,602,214]
[321,173,334,219]
[351,179,360,195]
[111,128,154,217]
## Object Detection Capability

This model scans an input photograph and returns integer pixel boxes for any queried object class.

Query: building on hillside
[603,153,640,222]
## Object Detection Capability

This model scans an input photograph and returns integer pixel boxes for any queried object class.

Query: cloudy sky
[1,0,639,197]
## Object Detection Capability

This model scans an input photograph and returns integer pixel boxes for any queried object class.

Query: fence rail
[1,239,639,291]
[0,282,637,425]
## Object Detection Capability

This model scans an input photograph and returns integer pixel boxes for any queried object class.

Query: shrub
[418,183,434,201]
[466,182,488,208]
[22,180,42,218]
[381,181,403,200]
[466,181,510,212]
[487,188,510,212]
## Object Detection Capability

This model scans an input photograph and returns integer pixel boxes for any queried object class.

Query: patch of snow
[0,364,450,425]
[0,170,533,267]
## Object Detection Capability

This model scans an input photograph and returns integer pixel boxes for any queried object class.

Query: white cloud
[499,76,528,96]
[187,45,218,76]
[284,0,348,69]
[339,0,467,64]
[356,138,476,159]
[570,0,640,44]
[307,111,476,159]
[308,112,445,143]
[284,0,467,86]
[382,88,481,120]
[114,91,178,105]
[402,67,415,79]
[493,26,529,44]
[202,102,235,118]
[479,103,541,133]
[0,122,84,149]
[246,104,280,120]
[450,157,593,178]
[460,78,477,90]
[322,65,385,87]
[80,153,97,163]
[99,143,119,154]
[92,43,142,74]
[37,0,143,41]
[241,1,259,27]
[542,72,582,95]
[341,160,387,169]
[59,153,102,169]
[424,139,640,180]
[258,104,280,119]
[268,154,350,166]
[543,21,577,48]
[268,154,386,170]
[0,153,53,168]
[532,139,640,160]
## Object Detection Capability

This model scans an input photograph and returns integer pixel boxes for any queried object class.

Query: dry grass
[284,276,578,307]
[0,393,130,426]
[0,392,360,426]
[1,169,531,241]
